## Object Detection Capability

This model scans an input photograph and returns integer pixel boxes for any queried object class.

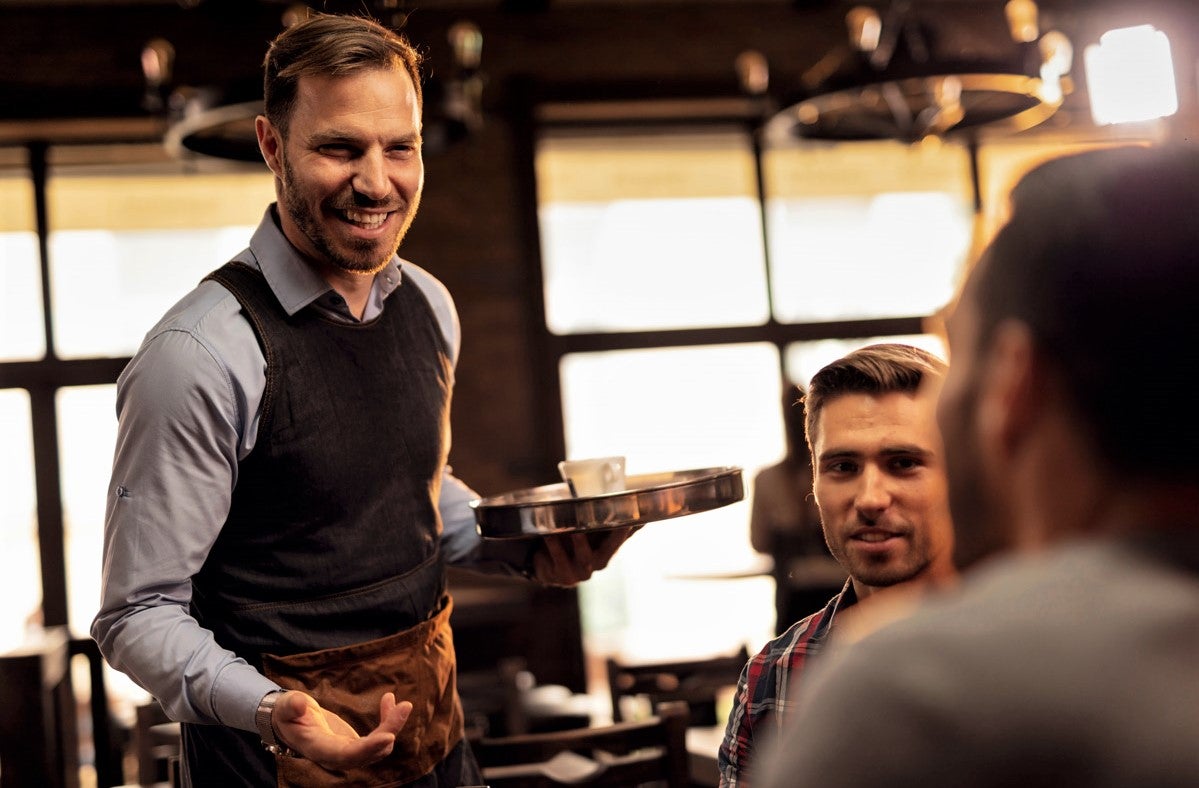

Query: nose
[855,464,892,519]
[351,150,390,202]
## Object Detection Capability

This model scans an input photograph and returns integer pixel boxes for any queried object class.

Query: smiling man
[718,343,956,786]
[92,13,626,788]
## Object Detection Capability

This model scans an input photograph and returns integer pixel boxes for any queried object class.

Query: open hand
[272,690,412,769]
[529,526,638,587]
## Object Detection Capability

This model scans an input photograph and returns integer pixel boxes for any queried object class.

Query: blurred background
[2,0,1195,784]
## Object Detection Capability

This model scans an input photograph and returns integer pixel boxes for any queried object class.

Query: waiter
[92,13,628,787]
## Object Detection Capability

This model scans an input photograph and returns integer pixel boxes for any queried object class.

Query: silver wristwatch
[255,690,301,758]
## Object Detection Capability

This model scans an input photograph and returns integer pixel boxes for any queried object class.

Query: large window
[538,132,769,333]
[558,343,782,660]
[762,139,974,323]
[0,389,39,647]
[1,155,44,646]
[536,128,963,666]
[47,168,270,359]
[1,165,44,362]
[1,146,274,718]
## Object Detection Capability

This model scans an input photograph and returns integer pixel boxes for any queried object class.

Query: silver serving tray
[471,466,744,540]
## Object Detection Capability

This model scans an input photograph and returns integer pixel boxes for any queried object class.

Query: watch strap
[255,690,301,758]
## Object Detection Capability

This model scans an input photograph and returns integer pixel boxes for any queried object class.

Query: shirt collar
[244,204,405,318]
[812,578,858,643]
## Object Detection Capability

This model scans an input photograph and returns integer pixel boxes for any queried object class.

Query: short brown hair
[804,343,946,449]
[263,13,424,136]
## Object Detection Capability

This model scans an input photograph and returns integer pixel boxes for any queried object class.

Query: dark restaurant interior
[2,0,1196,785]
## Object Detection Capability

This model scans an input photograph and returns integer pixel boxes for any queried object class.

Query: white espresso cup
[558,456,626,497]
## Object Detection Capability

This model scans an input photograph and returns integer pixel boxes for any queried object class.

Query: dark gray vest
[191,261,453,663]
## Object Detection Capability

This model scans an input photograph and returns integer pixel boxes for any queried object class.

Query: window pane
[560,343,781,661]
[49,227,256,358]
[1,165,45,361]
[46,170,274,359]
[764,140,973,322]
[0,389,41,651]
[784,333,948,388]
[56,385,117,638]
[537,131,770,333]
[57,384,151,710]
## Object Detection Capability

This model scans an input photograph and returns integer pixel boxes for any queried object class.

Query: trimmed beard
[278,153,413,276]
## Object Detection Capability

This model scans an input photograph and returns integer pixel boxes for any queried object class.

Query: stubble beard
[821,506,931,590]
[851,545,929,589]
[279,155,416,276]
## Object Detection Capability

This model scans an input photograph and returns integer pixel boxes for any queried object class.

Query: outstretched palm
[273,690,413,769]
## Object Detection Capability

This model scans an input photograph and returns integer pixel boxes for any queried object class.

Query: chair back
[607,646,749,727]
[475,700,690,788]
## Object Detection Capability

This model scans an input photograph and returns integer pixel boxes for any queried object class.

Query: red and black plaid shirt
[717,580,856,787]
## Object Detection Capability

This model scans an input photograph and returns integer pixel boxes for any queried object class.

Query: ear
[255,115,283,177]
[976,319,1041,461]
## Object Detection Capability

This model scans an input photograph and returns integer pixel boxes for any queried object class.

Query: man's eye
[824,461,857,475]
[890,457,921,472]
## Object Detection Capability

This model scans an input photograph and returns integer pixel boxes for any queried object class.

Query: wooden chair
[475,700,690,788]
[606,646,749,727]
[459,656,533,739]
[132,700,181,786]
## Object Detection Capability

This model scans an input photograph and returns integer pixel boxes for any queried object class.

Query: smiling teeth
[857,532,893,542]
[345,210,387,229]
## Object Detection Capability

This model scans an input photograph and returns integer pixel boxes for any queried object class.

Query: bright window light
[1084,25,1178,125]
[560,343,781,662]
[0,389,39,652]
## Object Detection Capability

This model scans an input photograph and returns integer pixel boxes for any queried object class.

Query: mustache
[332,191,405,212]
[849,514,909,533]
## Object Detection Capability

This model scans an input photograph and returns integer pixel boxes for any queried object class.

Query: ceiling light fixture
[160,5,485,164]
[764,0,1073,144]
[1084,25,1178,126]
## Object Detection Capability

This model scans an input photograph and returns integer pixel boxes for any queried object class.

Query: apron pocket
[261,596,464,788]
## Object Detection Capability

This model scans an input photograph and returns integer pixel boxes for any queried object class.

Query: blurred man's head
[938,145,1199,568]
[806,344,955,599]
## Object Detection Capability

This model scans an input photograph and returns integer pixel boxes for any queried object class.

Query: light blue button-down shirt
[92,207,514,733]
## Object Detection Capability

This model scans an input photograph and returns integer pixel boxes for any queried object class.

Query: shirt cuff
[211,661,283,733]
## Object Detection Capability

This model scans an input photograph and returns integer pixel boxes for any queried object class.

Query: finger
[274,690,334,740]
[543,533,571,565]
[568,532,596,566]
[539,534,572,583]
[306,700,411,770]
[549,533,597,585]
[336,697,410,764]
[273,692,336,761]
[536,536,584,586]
[375,696,412,736]
[591,526,633,567]
[379,691,395,719]
[276,689,313,727]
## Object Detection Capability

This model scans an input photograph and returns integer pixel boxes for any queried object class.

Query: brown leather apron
[261,596,464,787]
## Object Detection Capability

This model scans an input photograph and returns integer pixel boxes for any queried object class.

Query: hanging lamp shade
[765,1,1072,143]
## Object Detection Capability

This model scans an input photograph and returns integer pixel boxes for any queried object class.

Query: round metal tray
[471,466,744,540]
